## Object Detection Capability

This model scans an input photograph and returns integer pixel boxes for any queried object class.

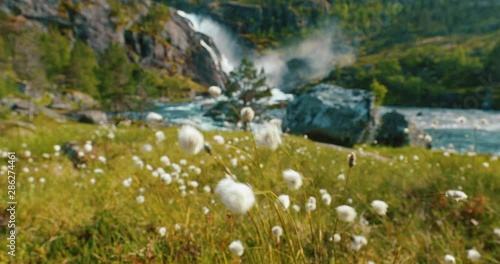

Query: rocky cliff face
[1,0,227,88]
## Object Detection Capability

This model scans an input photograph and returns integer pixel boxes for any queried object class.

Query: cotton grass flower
[83,142,92,152]
[276,194,290,210]
[240,107,255,123]
[456,116,467,124]
[445,190,467,201]
[178,125,205,155]
[306,196,317,212]
[255,124,282,150]
[98,156,107,164]
[208,86,222,97]
[272,226,283,240]
[155,131,166,143]
[159,227,167,237]
[215,178,255,215]
[321,193,332,206]
[350,235,367,251]
[467,248,481,262]
[336,205,357,222]
[142,144,153,152]
[213,135,225,144]
[492,228,500,238]
[160,155,171,166]
[122,177,132,187]
[229,240,244,257]
[371,200,389,216]
[333,233,341,243]
[444,254,455,264]
[160,173,172,184]
[282,169,302,190]
[136,195,145,204]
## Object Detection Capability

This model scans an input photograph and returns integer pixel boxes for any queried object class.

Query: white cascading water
[199,39,226,89]
[177,10,239,73]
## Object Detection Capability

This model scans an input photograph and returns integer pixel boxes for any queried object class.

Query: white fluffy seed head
[371,200,389,216]
[155,131,166,142]
[142,144,153,152]
[272,226,283,239]
[229,240,244,257]
[208,86,222,97]
[255,124,282,151]
[122,177,132,187]
[467,249,481,262]
[322,193,332,206]
[276,194,290,210]
[178,125,204,155]
[213,135,225,144]
[136,195,145,204]
[240,107,255,123]
[159,227,167,237]
[215,178,255,215]
[494,228,500,238]
[283,169,303,190]
[445,190,467,201]
[444,254,456,264]
[336,205,357,222]
[160,155,171,166]
[350,235,367,251]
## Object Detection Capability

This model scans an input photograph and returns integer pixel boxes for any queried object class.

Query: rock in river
[283,84,375,147]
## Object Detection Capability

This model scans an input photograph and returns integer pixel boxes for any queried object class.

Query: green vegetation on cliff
[208,0,500,108]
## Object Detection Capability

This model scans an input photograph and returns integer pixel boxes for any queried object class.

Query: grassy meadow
[0,117,499,263]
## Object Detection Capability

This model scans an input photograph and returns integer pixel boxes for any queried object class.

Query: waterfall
[177,10,238,73]
[200,39,225,89]
[176,10,356,91]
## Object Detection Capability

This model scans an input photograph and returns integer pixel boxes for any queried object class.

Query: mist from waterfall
[177,10,356,89]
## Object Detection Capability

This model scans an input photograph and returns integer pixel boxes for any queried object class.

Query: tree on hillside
[370,79,388,107]
[39,28,71,84]
[97,43,133,111]
[484,41,500,85]
[66,41,99,97]
[12,28,48,120]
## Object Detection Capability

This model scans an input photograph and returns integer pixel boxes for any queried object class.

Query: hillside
[1,0,499,109]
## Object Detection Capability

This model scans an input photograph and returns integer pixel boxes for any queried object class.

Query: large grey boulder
[71,110,108,124]
[0,97,40,116]
[64,91,100,109]
[283,84,375,147]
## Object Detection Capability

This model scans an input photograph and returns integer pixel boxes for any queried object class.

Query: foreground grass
[0,117,499,263]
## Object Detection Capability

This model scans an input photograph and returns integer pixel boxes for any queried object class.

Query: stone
[72,110,108,124]
[64,91,99,109]
[0,97,40,115]
[283,84,375,147]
